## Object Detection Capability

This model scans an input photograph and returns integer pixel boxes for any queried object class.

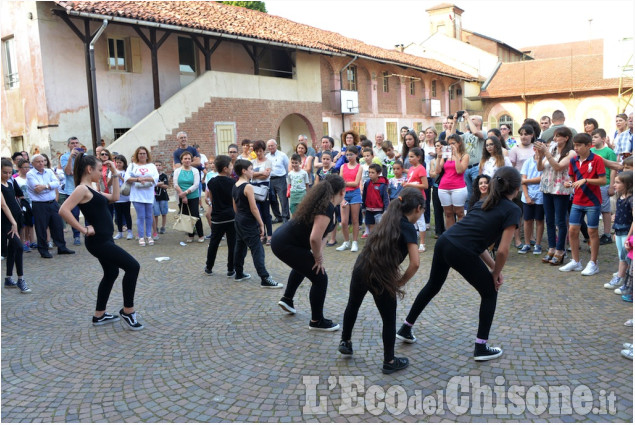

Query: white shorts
[438,187,468,207]
[415,214,426,232]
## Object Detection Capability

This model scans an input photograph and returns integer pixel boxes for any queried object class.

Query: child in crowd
[113,155,133,240]
[559,133,605,276]
[467,174,491,210]
[360,147,376,238]
[13,158,35,250]
[362,164,389,234]
[336,146,363,252]
[388,160,407,201]
[518,150,544,255]
[382,140,398,180]
[590,129,618,245]
[316,151,338,181]
[152,160,169,237]
[339,188,424,374]
[621,231,633,360]
[204,155,237,277]
[287,153,310,217]
[404,147,428,252]
[605,171,633,296]
[204,157,218,233]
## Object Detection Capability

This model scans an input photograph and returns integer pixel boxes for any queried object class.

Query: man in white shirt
[266,139,290,223]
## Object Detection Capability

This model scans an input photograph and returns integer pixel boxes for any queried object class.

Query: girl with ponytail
[271,174,346,331]
[338,187,424,374]
[59,153,143,330]
[397,166,522,362]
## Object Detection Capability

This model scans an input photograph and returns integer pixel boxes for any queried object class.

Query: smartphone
[456,110,465,121]
[442,146,452,160]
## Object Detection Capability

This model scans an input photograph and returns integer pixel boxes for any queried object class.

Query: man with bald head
[539,110,577,143]
[173,131,201,169]
[266,139,290,223]
[373,133,387,161]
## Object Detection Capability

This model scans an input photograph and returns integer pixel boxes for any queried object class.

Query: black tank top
[232,182,257,227]
[78,186,114,242]
[1,181,23,230]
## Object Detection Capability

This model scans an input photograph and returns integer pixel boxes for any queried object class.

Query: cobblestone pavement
[2,205,633,422]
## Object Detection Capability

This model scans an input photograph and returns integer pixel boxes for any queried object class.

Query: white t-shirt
[125,162,159,204]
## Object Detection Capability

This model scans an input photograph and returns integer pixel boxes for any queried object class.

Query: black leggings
[271,243,328,321]
[206,221,236,272]
[86,239,140,311]
[2,230,23,277]
[114,202,132,232]
[341,270,397,363]
[405,236,498,340]
[179,197,204,238]
[432,186,446,236]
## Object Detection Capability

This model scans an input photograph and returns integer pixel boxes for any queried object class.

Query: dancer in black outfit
[204,155,236,277]
[59,153,143,330]
[1,159,31,293]
[271,174,346,331]
[338,187,424,373]
[396,166,522,361]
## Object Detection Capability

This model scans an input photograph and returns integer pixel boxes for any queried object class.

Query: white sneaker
[559,259,583,272]
[580,261,599,276]
[623,343,633,350]
[336,241,351,251]
[604,275,622,289]
[351,241,358,252]
[126,231,133,240]
[113,232,123,240]
[418,243,426,252]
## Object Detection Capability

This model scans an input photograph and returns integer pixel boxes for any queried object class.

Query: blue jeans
[464,166,479,208]
[542,194,569,251]
[133,202,153,238]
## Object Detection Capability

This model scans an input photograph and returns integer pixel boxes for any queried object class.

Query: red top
[341,163,360,192]
[568,152,605,207]
[406,164,427,199]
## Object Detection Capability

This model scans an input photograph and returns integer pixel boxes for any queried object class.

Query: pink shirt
[341,163,360,192]
[406,164,427,199]
[439,160,466,190]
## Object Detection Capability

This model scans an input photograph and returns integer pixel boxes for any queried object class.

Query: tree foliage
[218,1,267,13]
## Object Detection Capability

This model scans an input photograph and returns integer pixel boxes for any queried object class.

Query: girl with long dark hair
[338,187,424,373]
[336,146,363,252]
[467,174,491,209]
[59,153,143,330]
[397,167,522,361]
[272,174,346,331]
[479,136,511,177]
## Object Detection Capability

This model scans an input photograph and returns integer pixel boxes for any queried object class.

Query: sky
[266,0,634,51]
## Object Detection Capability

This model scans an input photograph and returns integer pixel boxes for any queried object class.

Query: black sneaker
[226,270,236,278]
[474,343,503,361]
[204,268,213,276]
[4,277,17,288]
[396,324,417,343]
[119,309,144,331]
[278,297,296,314]
[16,279,31,293]
[261,276,283,288]
[382,357,409,374]
[234,272,251,282]
[309,318,340,332]
[338,340,353,357]
[599,234,612,245]
[92,312,119,326]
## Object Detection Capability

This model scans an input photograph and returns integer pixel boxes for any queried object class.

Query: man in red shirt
[559,133,606,276]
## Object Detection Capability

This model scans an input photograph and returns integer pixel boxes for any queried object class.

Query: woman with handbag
[232,159,282,288]
[173,151,204,243]
[113,155,133,240]
[125,146,158,246]
[251,140,274,245]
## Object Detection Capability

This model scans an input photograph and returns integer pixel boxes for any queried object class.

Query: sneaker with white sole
[396,324,417,343]
[113,232,123,240]
[518,244,531,254]
[309,318,340,332]
[92,312,119,326]
[336,241,351,251]
[119,309,144,331]
[474,343,503,361]
[261,276,283,288]
[278,297,296,314]
[351,241,359,252]
[418,244,426,253]
[604,275,622,289]
[559,259,583,272]
[532,245,543,255]
[623,343,633,350]
[338,340,353,357]
[234,273,251,282]
[126,231,134,240]
[16,279,31,293]
[147,237,155,246]
[226,270,236,278]
[621,347,633,360]
[580,261,599,276]
[138,238,146,247]
[615,284,628,295]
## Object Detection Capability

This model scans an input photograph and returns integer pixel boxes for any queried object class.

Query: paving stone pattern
[2,206,632,422]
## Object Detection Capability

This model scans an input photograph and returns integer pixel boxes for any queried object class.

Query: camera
[456,110,465,121]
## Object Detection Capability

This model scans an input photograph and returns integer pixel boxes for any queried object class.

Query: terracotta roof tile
[522,39,603,59]
[55,1,474,80]
[480,54,632,98]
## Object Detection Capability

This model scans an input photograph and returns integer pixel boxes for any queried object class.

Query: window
[499,114,513,130]
[178,37,197,75]
[114,128,130,140]
[434,123,443,134]
[322,121,329,138]
[352,122,367,138]
[215,123,236,155]
[108,37,128,71]
[11,136,23,153]
[409,78,416,95]
[382,72,389,93]
[431,80,437,97]
[450,87,455,100]
[346,65,357,91]
[385,121,398,144]
[413,122,423,134]
[2,37,19,89]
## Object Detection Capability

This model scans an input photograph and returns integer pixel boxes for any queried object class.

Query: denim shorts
[344,188,362,205]
[153,199,168,216]
[365,211,383,225]
[569,204,601,228]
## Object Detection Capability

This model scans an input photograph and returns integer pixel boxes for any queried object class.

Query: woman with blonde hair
[125,146,158,246]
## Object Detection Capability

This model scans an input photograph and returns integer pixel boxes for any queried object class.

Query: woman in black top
[232,159,281,288]
[59,154,143,330]
[397,167,522,361]
[271,175,346,331]
[1,159,30,293]
[338,188,424,374]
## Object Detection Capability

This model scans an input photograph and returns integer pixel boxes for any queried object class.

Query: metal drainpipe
[89,20,108,152]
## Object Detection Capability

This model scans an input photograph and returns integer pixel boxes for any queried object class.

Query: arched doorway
[277,113,315,155]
